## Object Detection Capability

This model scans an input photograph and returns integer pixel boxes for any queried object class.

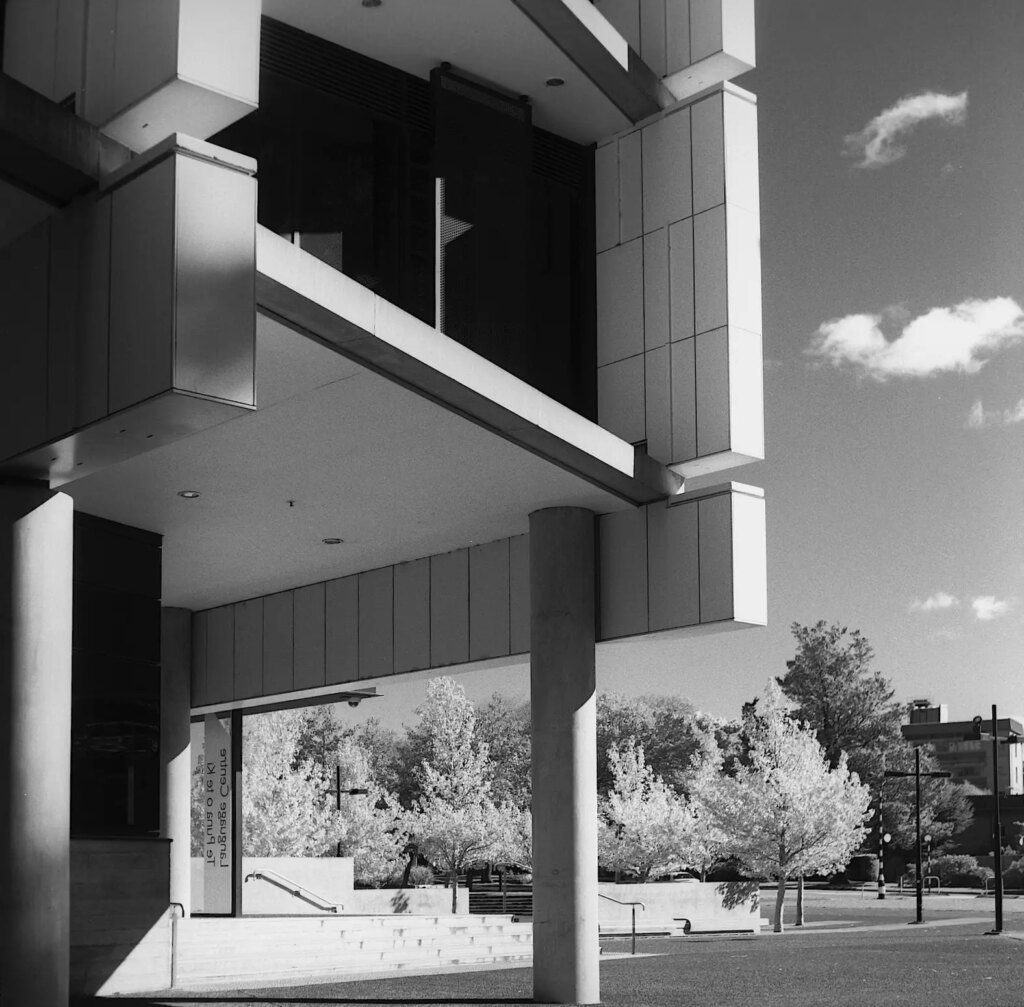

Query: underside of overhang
[261,0,664,143]
[63,310,640,611]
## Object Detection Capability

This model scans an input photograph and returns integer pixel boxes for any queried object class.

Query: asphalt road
[75,892,1024,1007]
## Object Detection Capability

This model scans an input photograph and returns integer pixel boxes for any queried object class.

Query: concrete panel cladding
[191,485,765,710]
[0,135,257,486]
[595,0,755,100]
[595,81,763,479]
[3,0,260,152]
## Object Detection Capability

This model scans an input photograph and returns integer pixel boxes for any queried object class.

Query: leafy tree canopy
[715,682,872,931]
[778,621,905,778]
[777,621,973,851]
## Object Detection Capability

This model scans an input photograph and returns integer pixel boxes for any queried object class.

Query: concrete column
[0,483,74,1006]
[161,607,193,915]
[529,507,599,1006]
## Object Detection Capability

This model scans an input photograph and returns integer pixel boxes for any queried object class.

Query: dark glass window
[213,17,595,418]
[71,514,162,836]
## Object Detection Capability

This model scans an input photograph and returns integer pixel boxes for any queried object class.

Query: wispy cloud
[966,398,1024,429]
[972,596,1015,621]
[910,592,959,613]
[844,90,968,169]
[808,298,1024,380]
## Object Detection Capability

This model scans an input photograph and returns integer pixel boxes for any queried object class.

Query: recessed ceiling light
[178,490,201,499]
[361,0,382,7]
[322,537,344,545]
[545,77,566,87]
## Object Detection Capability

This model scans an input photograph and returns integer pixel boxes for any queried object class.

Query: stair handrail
[598,893,645,955]
[244,869,342,913]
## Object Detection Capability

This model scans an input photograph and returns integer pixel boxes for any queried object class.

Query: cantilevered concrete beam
[510,0,669,123]
[0,72,131,206]
[256,228,681,508]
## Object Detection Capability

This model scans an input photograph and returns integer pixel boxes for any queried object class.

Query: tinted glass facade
[214,18,596,417]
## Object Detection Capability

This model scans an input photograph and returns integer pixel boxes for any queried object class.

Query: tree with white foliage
[242,710,336,856]
[598,739,697,881]
[714,682,872,931]
[677,747,729,882]
[409,677,513,911]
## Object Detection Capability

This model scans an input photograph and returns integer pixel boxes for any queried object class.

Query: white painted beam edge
[670,480,764,504]
[255,226,636,480]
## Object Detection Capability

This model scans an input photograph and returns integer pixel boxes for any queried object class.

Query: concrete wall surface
[346,887,469,915]
[70,839,172,995]
[192,856,354,914]
[598,881,760,932]
[191,858,468,915]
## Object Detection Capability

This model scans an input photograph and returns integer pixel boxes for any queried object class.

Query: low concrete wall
[346,886,469,915]
[598,881,760,933]
[71,838,172,995]
[191,857,354,914]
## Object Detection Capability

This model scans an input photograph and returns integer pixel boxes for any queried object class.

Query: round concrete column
[161,607,193,915]
[529,507,599,1006]
[0,484,73,1006]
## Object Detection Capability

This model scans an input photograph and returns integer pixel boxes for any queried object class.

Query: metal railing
[898,874,941,894]
[244,870,342,913]
[598,893,646,955]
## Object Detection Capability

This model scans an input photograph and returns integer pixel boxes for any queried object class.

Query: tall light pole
[885,749,950,924]
[327,765,368,857]
[981,707,1024,936]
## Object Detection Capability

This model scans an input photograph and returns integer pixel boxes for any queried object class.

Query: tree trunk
[450,870,458,913]
[795,875,804,926]
[773,879,786,933]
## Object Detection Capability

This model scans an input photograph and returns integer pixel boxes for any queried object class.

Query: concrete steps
[172,914,532,988]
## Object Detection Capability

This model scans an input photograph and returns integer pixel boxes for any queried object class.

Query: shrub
[1003,858,1024,891]
[408,864,435,886]
[913,854,993,889]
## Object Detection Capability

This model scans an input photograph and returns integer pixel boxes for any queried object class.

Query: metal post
[886,754,949,927]
[915,748,923,925]
[631,905,636,956]
[991,703,1003,935]
[877,796,885,899]
[231,708,243,918]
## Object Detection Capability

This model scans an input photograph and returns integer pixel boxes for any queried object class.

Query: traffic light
[972,715,984,739]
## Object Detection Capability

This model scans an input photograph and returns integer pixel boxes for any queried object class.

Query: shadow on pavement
[71,998,530,1005]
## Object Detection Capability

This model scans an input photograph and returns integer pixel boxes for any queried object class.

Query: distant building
[901,701,1024,795]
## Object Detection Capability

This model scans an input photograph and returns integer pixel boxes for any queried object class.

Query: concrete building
[902,702,1024,796]
[0,1,765,1002]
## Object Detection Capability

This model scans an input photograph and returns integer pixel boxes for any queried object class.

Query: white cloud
[808,298,1024,380]
[910,592,959,613]
[972,596,1015,621]
[844,90,968,169]
[966,398,1024,429]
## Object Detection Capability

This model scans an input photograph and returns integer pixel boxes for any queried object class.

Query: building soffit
[260,0,667,144]
[255,227,681,509]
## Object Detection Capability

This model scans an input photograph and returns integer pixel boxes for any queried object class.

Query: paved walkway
[71,891,1024,1006]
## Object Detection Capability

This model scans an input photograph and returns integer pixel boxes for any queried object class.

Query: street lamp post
[328,765,369,857]
[885,749,951,925]
[983,705,1024,936]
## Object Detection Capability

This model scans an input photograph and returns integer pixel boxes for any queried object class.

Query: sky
[345,0,1024,733]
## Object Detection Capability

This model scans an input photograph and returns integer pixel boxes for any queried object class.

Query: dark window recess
[213,16,595,418]
[71,513,162,837]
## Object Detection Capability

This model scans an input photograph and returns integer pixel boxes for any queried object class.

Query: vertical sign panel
[202,714,232,914]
